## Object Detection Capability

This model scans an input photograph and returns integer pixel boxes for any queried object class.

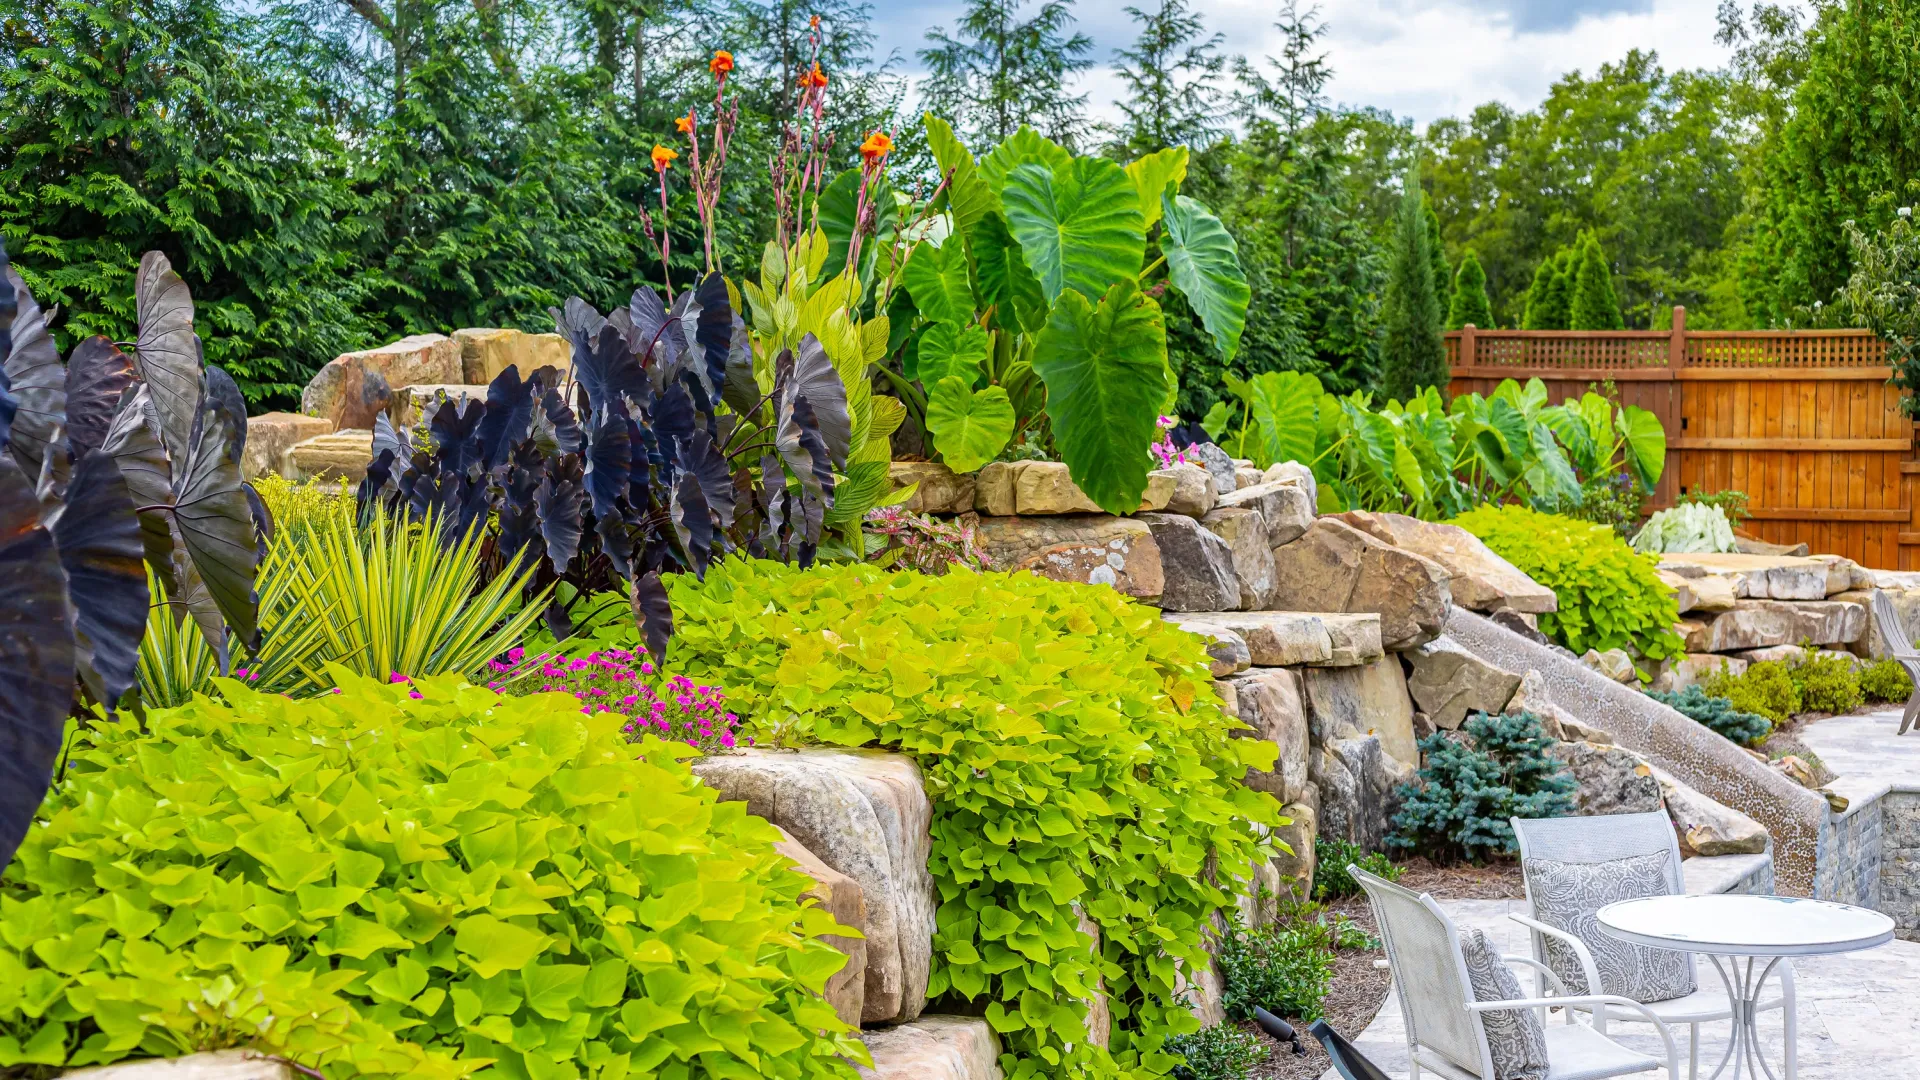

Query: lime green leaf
[916,323,990,388]
[926,114,996,236]
[926,378,1015,473]
[1030,281,1167,513]
[454,914,551,978]
[1002,158,1146,304]
[523,962,590,1020]
[1125,147,1189,230]
[979,126,1072,193]
[1236,371,1322,469]
[1161,194,1249,362]
[902,240,974,325]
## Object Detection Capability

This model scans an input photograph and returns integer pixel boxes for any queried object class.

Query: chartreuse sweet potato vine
[0,673,868,1080]
[666,561,1285,1080]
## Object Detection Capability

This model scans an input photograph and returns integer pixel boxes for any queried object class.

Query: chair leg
[1901,686,1920,735]
[1783,962,1798,1080]
[1688,1022,1699,1080]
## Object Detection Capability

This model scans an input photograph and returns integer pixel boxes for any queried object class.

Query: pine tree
[1425,196,1452,318]
[920,0,1095,149]
[1110,0,1227,157]
[1571,234,1625,329]
[1380,165,1446,401]
[1521,259,1556,329]
[1448,250,1493,329]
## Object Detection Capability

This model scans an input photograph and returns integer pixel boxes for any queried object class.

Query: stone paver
[1329,895,1920,1079]
[1798,707,1920,807]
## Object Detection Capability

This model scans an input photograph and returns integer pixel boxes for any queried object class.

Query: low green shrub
[0,674,867,1078]
[1311,837,1402,900]
[666,560,1285,1077]
[1389,711,1576,864]
[1790,650,1865,715]
[1647,684,1771,746]
[1449,505,1683,670]
[1214,917,1334,1023]
[1163,1023,1266,1080]
[1701,660,1802,725]
[1862,658,1915,703]
[1268,900,1378,953]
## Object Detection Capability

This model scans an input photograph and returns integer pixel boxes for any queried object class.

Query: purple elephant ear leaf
[692,271,732,401]
[475,365,535,471]
[787,333,850,467]
[53,449,148,710]
[133,251,204,470]
[4,265,69,493]
[172,371,261,651]
[534,457,585,574]
[64,337,134,459]
[100,384,178,590]
[671,467,713,575]
[630,570,673,663]
[683,429,736,529]
[0,453,75,873]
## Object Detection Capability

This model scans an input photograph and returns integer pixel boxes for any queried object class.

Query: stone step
[1163,610,1384,667]
[452,327,568,384]
[242,412,332,479]
[284,428,374,483]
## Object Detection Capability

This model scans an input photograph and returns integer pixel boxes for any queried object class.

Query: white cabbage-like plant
[1631,501,1737,554]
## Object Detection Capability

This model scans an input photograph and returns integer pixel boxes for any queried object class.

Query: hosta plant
[0,242,265,871]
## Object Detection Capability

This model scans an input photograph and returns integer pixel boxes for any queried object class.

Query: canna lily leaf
[52,449,147,710]
[979,125,1072,194]
[926,114,996,236]
[63,337,135,459]
[925,377,1014,474]
[1160,194,1249,363]
[1617,404,1666,492]
[3,266,68,494]
[916,323,990,389]
[901,240,974,325]
[1125,147,1188,231]
[0,453,73,873]
[1030,280,1166,513]
[1002,157,1145,304]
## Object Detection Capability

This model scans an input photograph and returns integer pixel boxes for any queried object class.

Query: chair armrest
[1467,993,1680,1075]
[1499,954,1568,1026]
[1508,913,1603,1018]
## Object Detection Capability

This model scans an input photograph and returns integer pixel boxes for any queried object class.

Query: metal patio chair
[1354,865,1680,1080]
[1511,813,1794,1079]
[1869,590,1920,734]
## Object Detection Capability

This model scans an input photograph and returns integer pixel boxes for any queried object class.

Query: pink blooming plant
[1149,414,1189,469]
[488,646,745,752]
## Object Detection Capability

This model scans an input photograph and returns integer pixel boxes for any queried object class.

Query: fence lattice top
[1445,314,1885,371]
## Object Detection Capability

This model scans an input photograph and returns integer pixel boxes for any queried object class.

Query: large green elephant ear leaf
[979,125,1072,194]
[925,377,1014,473]
[926,114,997,236]
[1161,194,1249,363]
[1003,158,1146,305]
[1125,147,1188,230]
[970,212,1049,333]
[1617,404,1666,492]
[1242,370,1323,468]
[901,240,974,325]
[1031,280,1167,513]
[916,323,991,388]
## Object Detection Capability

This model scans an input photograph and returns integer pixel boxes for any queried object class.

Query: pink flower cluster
[1149,414,1190,469]
[487,646,746,752]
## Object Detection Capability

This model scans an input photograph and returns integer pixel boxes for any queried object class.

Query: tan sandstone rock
[1548,741,1663,816]
[452,327,568,384]
[1216,480,1317,548]
[890,461,977,515]
[773,827,868,1027]
[1260,460,1318,508]
[1272,799,1318,899]
[1198,506,1276,610]
[986,461,1175,514]
[1650,764,1770,856]
[1313,735,1412,854]
[1302,658,1418,770]
[284,429,374,483]
[1682,599,1867,652]
[241,412,332,480]
[1160,462,1217,517]
[974,515,1164,601]
[859,1016,1004,1080]
[1165,610,1384,667]
[1270,519,1453,650]
[692,749,936,1024]
[1140,513,1241,612]
[1222,667,1310,803]
[63,1053,290,1080]
[1404,636,1521,729]
[1170,620,1253,677]
[301,333,460,423]
[1335,510,1556,614]
[393,383,489,427]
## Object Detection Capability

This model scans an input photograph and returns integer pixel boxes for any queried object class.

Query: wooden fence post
[1668,306,1687,370]
[1461,324,1477,370]
[1661,306,1687,509]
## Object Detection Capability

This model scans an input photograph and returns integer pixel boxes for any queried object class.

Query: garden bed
[1246,893,1388,1080]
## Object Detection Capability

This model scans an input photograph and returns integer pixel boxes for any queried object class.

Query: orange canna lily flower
[810,14,820,29]
[651,144,679,172]
[675,114,694,134]
[798,62,828,89]
[860,130,894,162]
[709,50,734,76]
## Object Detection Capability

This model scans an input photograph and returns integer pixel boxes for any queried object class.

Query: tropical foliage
[1632,502,1739,554]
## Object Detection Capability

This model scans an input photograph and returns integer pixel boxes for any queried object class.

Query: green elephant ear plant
[0,241,267,872]
[876,120,1251,514]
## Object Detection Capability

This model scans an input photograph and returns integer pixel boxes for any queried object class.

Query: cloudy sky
[865,0,1741,129]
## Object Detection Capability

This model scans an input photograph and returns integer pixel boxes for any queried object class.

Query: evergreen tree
[1110,0,1228,157]
[1425,196,1452,318]
[1521,259,1556,329]
[1380,164,1446,401]
[920,0,1095,150]
[1571,234,1625,329]
[1448,250,1494,329]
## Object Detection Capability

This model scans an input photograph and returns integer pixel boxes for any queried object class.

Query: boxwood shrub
[0,673,867,1080]
[664,561,1285,1080]
[1450,504,1683,671]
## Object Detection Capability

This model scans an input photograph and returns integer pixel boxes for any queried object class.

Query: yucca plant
[136,543,335,707]
[287,510,549,689]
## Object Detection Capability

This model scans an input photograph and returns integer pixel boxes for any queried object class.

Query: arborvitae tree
[1425,196,1452,318]
[1522,259,1556,329]
[1525,247,1576,329]
[1449,250,1494,329]
[1571,233,1625,329]
[1381,166,1446,400]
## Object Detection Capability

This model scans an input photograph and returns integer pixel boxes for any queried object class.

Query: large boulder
[452,327,568,384]
[691,749,937,1024]
[1165,610,1383,667]
[889,461,977,515]
[1221,668,1310,803]
[284,428,374,483]
[1302,658,1418,770]
[1216,480,1316,548]
[1261,460,1318,509]
[1198,507,1276,610]
[1839,587,1920,660]
[773,827,867,1026]
[1650,765,1770,856]
[1270,519,1452,650]
[1547,741,1662,816]
[241,412,332,480]
[973,515,1164,602]
[301,333,460,423]
[859,1016,1004,1080]
[974,461,1174,515]
[1404,635,1521,730]
[1160,462,1217,517]
[1657,553,1833,601]
[1313,735,1411,853]
[1335,511,1555,615]
[1140,513,1241,611]
[1187,442,1238,495]
[1681,599,1867,652]
[1272,797,1318,899]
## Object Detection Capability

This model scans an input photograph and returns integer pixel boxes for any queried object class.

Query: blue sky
[865,0,1740,127]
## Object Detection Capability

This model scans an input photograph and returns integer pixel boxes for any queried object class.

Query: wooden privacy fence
[1444,307,1920,569]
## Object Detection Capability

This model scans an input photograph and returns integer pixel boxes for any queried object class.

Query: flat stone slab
[1658,552,1851,600]
[1162,610,1383,667]
[1682,598,1866,652]
[63,1052,290,1080]
[860,1016,1004,1080]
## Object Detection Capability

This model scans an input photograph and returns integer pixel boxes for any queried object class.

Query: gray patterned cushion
[1459,928,1549,1080]
[1526,850,1696,1003]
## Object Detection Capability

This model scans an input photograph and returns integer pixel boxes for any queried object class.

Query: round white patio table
[1597,894,1893,1080]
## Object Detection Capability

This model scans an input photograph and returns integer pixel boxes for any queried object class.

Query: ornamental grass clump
[492,647,745,751]
[0,672,867,1078]
[665,559,1285,1079]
